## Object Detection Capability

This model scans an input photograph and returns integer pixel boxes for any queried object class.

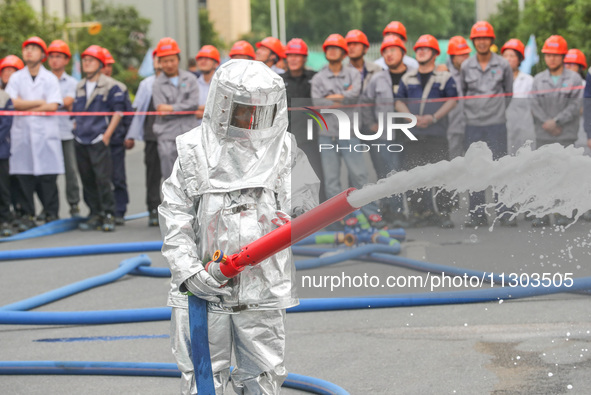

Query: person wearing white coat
[5,37,63,231]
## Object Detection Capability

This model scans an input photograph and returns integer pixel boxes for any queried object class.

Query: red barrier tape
[0,85,583,117]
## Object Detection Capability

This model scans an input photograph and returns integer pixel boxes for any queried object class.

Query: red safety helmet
[47,39,71,59]
[81,45,106,65]
[447,36,471,55]
[196,45,221,63]
[542,35,568,55]
[22,36,48,62]
[322,34,348,55]
[500,38,525,59]
[155,37,181,58]
[380,35,406,54]
[383,21,407,41]
[256,37,286,59]
[0,55,25,72]
[413,34,440,56]
[285,38,308,56]
[565,48,587,69]
[345,29,370,47]
[470,21,495,40]
[229,40,256,59]
[102,48,115,65]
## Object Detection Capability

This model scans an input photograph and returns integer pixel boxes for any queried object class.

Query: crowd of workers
[1,19,591,237]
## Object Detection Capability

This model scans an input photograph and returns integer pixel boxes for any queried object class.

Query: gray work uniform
[152,69,199,179]
[460,52,513,126]
[530,68,583,147]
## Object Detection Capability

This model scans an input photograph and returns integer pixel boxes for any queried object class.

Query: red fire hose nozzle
[205,188,359,284]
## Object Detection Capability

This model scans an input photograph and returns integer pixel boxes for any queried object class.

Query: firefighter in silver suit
[159,59,319,395]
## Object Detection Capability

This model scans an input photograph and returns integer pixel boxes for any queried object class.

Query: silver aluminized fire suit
[159,59,319,395]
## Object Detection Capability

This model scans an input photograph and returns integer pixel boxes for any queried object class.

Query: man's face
[383,46,404,69]
[415,47,435,65]
[325,46,345,62]
[473,38,493,55]
[81,55,101,75]
[565,63,581,73]
[255,46,272,63]
[160,54,180,77]
[22,44,44,65]
[286,54,306,72]
[452,53,469,70]
[102,64,113,76]
[1,68,17,85]
[48,53,69,71]
[544,53,564,72]
[197,57,218,74]
[502,49,520,71]
[347,42,366,60]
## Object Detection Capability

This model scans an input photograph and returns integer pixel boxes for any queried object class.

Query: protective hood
[182,59,290,192]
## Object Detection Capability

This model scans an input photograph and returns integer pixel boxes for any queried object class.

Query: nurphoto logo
[304,107,418,152]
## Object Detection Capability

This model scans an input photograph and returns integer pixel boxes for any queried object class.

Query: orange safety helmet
[196,45,221,63]
[81,45,106,65]
[345,29,370,47]
[229,40,256,59]
[413,34,440,55]
[470,21,495,40]
[285,38,308,56]
[500,38,525,59]
[155,37,181,58]
[447,36,471,55]
[22,36,49,62]
[322,34,348,54]
[256,37,286,59]
[47,39,71,59]
[380,35,406,54]
[382,21,407,41]
[0,55,25,72]
[102,48,115,65]
[565,48,587,69]
[542,35,568,55]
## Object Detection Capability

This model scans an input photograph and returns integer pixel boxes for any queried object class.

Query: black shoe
[439,213,455,229]
[102,214,115,232]
[36,211,46,222]
[16,216,37,232]
[464,215,488,228]
[388,213,409,228]
[79,215,103,231]
[499,216,518,227]
[70,204,81,218]
[114,216,125,226]
[531,215,550,228]
[45,214,59,223]
[554,214,571,227]
[148,209,159,227]
[1,222,13,237]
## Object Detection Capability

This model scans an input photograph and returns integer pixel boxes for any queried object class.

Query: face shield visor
[229,102,277,130]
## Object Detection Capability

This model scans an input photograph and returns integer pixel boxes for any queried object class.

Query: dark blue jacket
[110,80,134,145]
[72,74,125,144]
[396,69,458,137]
[0,91,14,159]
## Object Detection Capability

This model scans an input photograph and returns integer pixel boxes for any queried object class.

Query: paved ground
[1,143,590,394]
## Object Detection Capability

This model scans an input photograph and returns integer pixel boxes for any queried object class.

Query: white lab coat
[5,65,64,175]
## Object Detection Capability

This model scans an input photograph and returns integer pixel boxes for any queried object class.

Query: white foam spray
[347,142,591,223]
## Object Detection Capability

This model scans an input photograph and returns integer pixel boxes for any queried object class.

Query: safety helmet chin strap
[85,64,103,81]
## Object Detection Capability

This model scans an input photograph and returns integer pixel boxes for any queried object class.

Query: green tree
[249,0,475,45]
[200,8,225,49]
[76,1,151,94]
[0,0,64,59]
